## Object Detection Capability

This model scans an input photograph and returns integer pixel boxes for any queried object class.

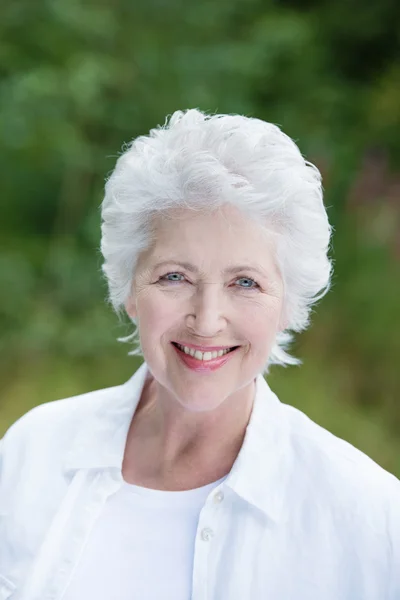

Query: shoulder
[281,402,400,590]
[2,382,123,443]
[0,383,124,481]
[282,401,400,501]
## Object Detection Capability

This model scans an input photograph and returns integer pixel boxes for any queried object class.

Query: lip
[171,342,240,373]
[172,341,239,352]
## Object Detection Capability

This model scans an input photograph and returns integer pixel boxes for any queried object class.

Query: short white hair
[100,109,333,371]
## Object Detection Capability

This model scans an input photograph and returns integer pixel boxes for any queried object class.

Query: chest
[0,471,387,600]
[62,484,203,600]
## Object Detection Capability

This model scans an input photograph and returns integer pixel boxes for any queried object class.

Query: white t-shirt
[62,475,227,600]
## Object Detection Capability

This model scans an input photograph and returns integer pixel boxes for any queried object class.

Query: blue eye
[236,277,259,289]
[159,273,259,289]
[161,272,185,282]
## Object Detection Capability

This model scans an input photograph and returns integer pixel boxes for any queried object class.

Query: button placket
[199,488,224,542]
[200,527,214,542]
[191,485,225,600]
[213,489,224,504]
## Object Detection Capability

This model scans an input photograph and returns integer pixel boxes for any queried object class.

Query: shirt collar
[64,362,149,472]
[64,361,290,523]
[225,371,291,523]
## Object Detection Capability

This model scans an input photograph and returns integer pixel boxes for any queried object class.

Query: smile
[171,342,241,372]
[172,342,238,361]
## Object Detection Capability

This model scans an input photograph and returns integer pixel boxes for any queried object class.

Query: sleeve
[388,480,400,600]
[0,435,8,513]
[0,437,3,489]
[0,436,6,518]
[0,412,35,506]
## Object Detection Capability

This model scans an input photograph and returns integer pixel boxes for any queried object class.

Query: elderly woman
[0,110,399,600]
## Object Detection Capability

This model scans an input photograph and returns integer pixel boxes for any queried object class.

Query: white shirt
[0,361,399,600]
[62,477,226,600]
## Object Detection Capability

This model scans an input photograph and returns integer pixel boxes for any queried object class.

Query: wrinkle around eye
[235,279,260,291]
[157,273,188,284]
[155,273,280,297]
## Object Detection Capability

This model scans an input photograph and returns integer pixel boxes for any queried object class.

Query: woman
[0,109,399,600]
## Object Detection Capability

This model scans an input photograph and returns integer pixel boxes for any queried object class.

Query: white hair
[100,109,333,372]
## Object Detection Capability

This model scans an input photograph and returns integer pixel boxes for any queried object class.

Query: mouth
[171,342,240,362]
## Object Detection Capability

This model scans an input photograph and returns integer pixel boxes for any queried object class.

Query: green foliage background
[1,0,399,475]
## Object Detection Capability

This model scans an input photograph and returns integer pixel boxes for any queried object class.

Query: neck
[122,375,256,490]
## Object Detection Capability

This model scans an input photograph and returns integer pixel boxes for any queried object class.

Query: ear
[125,295,137,320]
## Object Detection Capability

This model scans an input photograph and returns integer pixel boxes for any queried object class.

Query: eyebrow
[152,260,269,278]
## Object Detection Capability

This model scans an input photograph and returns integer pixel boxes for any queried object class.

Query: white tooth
[181,346,235,361]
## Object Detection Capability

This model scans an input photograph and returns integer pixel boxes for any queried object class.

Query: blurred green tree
[1,0,399,472]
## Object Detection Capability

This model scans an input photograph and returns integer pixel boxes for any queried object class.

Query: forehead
[154,204,273,245]
[139,204,280,273]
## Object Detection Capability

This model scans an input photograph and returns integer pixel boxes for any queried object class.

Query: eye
[159,272,186,283]
[235,277,260,290]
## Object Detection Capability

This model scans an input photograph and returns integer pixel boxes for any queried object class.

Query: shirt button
[200,527,214,542]
[213,490,224,503]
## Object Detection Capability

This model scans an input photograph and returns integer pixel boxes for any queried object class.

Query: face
[125,203,286,412]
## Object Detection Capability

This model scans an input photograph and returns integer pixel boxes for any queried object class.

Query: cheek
[137,290,182,334]
[241,300,282,343]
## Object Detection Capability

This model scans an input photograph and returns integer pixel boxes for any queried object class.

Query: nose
[185,283,227,337]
